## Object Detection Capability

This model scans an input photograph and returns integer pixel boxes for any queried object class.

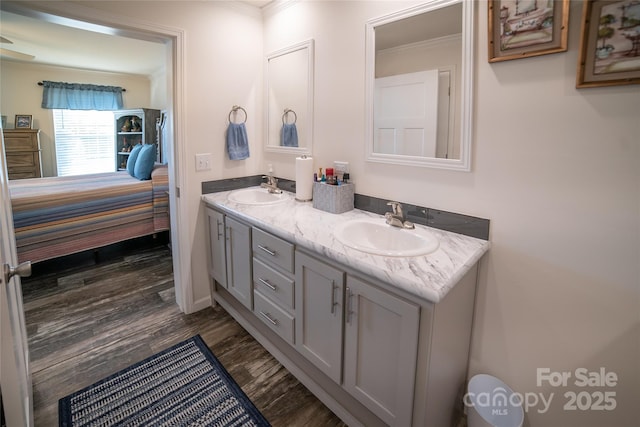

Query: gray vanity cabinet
[204,203,481,427]
[206,208,226,287]
[295,250,345,384]
[224,216,253,310]
[206,207,252,310]
[344,275,420,426]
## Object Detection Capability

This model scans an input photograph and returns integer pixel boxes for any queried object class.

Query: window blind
[53,109,115,176]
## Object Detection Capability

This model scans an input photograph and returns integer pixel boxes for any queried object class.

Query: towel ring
[282,108,297,125]
[229,105,247,124]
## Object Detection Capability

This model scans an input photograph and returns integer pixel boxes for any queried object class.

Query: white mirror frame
[365,0,473,171]
[264,39,315,155]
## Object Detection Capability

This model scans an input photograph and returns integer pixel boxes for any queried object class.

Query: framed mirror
[265,39,314,155]
[365,0,474,171]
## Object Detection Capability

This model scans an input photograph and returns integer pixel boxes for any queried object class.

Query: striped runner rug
[59,335,271,426]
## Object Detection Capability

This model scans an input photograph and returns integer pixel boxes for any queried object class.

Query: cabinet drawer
[254,290,295,344]
[252,227,294,273]
[3,133,39,151]
[6,153,38,168]
[8,171,38,180]
[253,257,294,311]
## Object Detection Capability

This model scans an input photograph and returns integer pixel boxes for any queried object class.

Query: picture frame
[488,0,570,62]
[15,114,32,129]
[576,0,640,88]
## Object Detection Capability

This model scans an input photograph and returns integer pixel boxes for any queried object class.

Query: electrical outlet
[195,153,212,171]
[334,161,349,175]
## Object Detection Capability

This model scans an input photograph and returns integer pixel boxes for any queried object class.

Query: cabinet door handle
[257,245,276,256]
[346,287,354,324]
[330,282,338,314]
[258,278,277,291]
[259,311,278,326]
[216,219,223,239]
[226,226,231,242]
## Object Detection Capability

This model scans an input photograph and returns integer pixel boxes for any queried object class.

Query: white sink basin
[334,218,439,257]
[228,187,289,205]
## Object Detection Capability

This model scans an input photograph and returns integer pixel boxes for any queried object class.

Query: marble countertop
[202,188,490,304]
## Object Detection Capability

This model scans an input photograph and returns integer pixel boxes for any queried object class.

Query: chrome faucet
[261,173,282,194]
[385,201,415,229]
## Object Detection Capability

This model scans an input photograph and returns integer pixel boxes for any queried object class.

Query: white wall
[0,61,152,176]
[263,1,639,426]
[5,2,637,426]
[70,1,266,308]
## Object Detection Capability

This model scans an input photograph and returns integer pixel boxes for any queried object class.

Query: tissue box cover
[312,182,354,214]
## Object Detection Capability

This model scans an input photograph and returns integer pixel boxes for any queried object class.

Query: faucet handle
[386,201,402,216]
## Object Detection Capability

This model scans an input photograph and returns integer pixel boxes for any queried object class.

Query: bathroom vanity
[202,188,489,427]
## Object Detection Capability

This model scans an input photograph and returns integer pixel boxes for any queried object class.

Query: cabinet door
[206,208,226,287]
[295,250,344,383]
[225,216,253,310]
[343,276,420,426]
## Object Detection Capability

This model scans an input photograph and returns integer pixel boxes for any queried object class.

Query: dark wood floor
[22,238,346,426]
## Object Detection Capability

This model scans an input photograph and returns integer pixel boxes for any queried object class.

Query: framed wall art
[15,114,32,129]
[488,0,570,62]
[576,0,640,88]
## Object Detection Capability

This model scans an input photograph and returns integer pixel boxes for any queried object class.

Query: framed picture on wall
[488,0,570,62]
[15,114,32,129]
[576,0,640,88]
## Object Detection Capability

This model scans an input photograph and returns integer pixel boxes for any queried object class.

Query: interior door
[374,69,439,157]
[0,128,34,427]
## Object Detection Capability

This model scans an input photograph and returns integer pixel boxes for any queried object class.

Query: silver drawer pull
[257,245,276,256]
[346,287,354,324]
[258,278,277,291]
[216,219,223,239]
[259,311,279,326]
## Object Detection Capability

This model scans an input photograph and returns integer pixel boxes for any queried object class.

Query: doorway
[0,2,190,307]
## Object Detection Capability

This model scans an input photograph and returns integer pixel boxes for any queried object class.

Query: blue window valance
[41,81,124,110]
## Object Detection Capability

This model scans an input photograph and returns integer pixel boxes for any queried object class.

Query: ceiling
[0,1,272,76]
[375,2,462,52]
[0,10,167,76]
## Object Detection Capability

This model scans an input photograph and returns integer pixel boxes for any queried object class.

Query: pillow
[126,144,143,177]
[133,143,157,180]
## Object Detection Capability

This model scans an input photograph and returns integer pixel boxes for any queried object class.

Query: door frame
[1,128,33,425]
[0,1,194,313]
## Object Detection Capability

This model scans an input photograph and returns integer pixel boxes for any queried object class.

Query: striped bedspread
[9,165,169,263]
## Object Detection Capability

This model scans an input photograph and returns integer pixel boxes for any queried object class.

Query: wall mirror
[265,39,314,155]
[365,0,474,171]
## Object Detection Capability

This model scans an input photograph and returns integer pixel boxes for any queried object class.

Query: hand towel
[226,122,250,160]
[281,123,299,147]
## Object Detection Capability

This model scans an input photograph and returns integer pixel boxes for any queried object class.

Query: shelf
[115,108,161,171]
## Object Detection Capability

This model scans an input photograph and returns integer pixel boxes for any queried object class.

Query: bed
[9,164,169,264]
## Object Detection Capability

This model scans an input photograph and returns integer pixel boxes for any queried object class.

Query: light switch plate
[195,153,212,171]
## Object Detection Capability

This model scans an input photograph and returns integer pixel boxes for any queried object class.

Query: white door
[374,69,439,157]
[0,128,34,426]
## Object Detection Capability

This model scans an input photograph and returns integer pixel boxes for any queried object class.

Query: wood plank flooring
[21,239,346,426]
